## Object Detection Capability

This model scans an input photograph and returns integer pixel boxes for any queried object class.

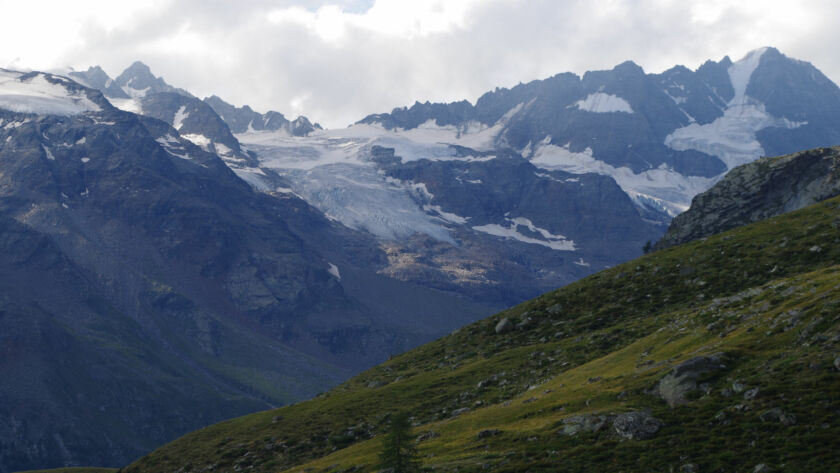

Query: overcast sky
[1,0,837,128]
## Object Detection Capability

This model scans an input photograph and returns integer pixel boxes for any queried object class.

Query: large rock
[495,318,514,334]
[759,408,796,426]
[612,410,664,440]
[560,414,611,436]
[657,353,726,407]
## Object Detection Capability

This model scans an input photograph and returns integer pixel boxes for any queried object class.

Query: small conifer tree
[378,412,420,472]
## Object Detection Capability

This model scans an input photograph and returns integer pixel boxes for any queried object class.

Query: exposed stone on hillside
[657,353,727,407]
[560,414,611,435]
[612,410,663,440]
[495,318,514,334]
[656,147,840,249]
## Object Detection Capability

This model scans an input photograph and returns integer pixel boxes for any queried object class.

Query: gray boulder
[612,410,664,440]
[477,429,501,439]
[495,318,514,334]
[759,408,796,426]
[561,414,611,435]
[657,354,726,407]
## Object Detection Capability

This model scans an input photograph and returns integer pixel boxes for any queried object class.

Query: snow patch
[121,85,150,98]
[42,145,55,160]
[574,93,633,113]
[172,105,189,130]
[80,157,90,163]
[214,142,233,157]
[530,142,714,216]
[473,216,575,251]
[182,133,212,151]
[108,98,142,114]
[327,263,341,280]
[423,204,469,224]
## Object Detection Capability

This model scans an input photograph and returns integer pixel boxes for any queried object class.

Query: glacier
[0,70,101,116]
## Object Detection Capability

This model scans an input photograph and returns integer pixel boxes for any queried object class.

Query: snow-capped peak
[0,69,101,116]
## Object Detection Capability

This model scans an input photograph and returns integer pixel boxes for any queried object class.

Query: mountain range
[1,46,840,471]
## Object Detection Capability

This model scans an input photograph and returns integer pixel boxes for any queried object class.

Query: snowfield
[0,70,101,116]
[573,93,634,113]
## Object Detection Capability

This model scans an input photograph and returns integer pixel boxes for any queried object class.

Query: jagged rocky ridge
[70,61,320,137]
[204,95,321,136]
[656,146,840,249]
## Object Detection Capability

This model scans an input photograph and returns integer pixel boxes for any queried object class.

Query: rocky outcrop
[656,147,840,249]
[560,411,663,440]
[612,410,664,440]
[495,318,514,334]
[657,354,727,406]
[561,414,611,435]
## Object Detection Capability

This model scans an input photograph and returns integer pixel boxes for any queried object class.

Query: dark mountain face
[136,92,255,166]
[0,72,492,472]
[382,151,658,261]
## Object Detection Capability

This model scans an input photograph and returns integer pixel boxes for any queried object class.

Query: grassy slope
[124,196,840,473]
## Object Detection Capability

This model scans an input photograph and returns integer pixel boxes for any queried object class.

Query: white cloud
[0,0,837,128]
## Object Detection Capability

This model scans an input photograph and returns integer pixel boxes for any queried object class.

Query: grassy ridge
[124,196,840,473]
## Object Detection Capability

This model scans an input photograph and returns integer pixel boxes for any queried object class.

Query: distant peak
[614,60,645,74]
[118,61,157,82]
[736,47,770,63]
[126,60,151,72]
